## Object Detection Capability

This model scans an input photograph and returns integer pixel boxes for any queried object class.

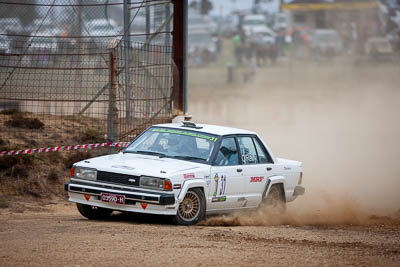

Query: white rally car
[65,122,304,225]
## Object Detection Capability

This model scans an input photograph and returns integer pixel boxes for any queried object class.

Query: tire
[173,188,206,225]
[76,203,113,220]
[259,184,286,215]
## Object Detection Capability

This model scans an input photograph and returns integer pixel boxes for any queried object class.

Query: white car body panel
[65,123,304,217]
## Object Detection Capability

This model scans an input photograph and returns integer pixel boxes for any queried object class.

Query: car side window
[253,137,268,163]
[214,137,239,166]
[237,136,258,164]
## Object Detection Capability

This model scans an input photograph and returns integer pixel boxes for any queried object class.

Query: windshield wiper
[172,155,207,162]
[133,150,167,158]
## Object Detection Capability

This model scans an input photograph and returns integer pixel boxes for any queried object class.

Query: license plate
[100,193,125,205]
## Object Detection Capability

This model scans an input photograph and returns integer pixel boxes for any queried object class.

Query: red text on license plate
[100,193,125,204]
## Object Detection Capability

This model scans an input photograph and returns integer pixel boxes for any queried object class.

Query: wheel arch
[177,179,207,203]
[262,175,286,202]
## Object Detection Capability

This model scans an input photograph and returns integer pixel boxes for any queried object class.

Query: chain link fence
[0,0,174,150]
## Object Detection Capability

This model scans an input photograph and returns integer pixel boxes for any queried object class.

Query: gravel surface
[0,201,399,266]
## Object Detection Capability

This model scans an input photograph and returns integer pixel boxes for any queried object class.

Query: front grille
[97,171,140,187]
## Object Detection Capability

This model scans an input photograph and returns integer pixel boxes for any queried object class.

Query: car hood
[75,152,206,178]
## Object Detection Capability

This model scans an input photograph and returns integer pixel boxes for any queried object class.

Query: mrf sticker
[184,173,196,179]
[250,176,264,183]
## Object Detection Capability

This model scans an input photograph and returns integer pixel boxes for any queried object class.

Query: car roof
[153,123,257,136]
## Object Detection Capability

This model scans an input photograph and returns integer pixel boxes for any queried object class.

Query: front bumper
[65,180,177,215]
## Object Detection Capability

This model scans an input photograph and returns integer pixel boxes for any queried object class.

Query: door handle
[266,167,272,171]
[237,168,243,173]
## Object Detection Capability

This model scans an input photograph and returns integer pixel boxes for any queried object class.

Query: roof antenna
[184,114,192,121]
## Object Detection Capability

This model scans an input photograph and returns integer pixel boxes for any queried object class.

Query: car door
[208,137,244,210]
[237,136,276,208]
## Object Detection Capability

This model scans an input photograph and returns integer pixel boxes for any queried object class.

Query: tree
[200,0,212,15]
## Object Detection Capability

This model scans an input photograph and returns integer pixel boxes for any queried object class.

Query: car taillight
[70,167,75,177]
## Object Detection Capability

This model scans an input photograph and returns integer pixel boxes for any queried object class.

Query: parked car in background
[28,18,64,37]
[188,13,216,34]
[365,37,394,61]
[273,12,287,31]
[310,29,343,59]
[65,121,305,225]
[242,14,269,37]
[0,35,10,54]
[0,17,23,34]
[387,29,400,51]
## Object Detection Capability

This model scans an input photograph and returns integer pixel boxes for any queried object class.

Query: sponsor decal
[184,173,196,179]
[151,128,218,142]
[284,166,291,170]
[213,173,227,197]
[140,203,148,210]
[242,153,257,163]
[166,206,176,210]
[212,196,227,202]
[111,165,135,171]
[173,184,182,189]
[250,176,264,183]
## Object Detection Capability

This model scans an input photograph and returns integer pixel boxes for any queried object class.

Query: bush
[5,113,44,129]
[47,168,59,181]
[0,156,19,170]
[0,108,19,115]
[6,164,29,178]
[80,128,105,143]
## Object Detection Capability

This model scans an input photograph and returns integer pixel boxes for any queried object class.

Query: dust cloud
[189,61,400,226]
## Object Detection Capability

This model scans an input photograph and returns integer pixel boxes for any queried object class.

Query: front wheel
[76,203,113,220]
[173,188,206,225]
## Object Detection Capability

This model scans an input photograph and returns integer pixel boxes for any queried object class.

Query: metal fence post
[108,49,117,142]
[124,0,131,125]
[145,2,151,117]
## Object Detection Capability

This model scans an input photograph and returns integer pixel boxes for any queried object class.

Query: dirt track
[0,200,399,266]
[1,59,400,265]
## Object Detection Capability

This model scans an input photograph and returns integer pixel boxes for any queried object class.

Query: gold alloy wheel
[178,191,200,222]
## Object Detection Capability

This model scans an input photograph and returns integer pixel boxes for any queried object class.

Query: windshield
[124,127,219,164]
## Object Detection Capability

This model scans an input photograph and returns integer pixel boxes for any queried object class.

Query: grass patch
[0,197,9,209]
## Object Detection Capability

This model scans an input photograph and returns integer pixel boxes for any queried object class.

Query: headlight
[140,176,172,191]
[73,167,97,181]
